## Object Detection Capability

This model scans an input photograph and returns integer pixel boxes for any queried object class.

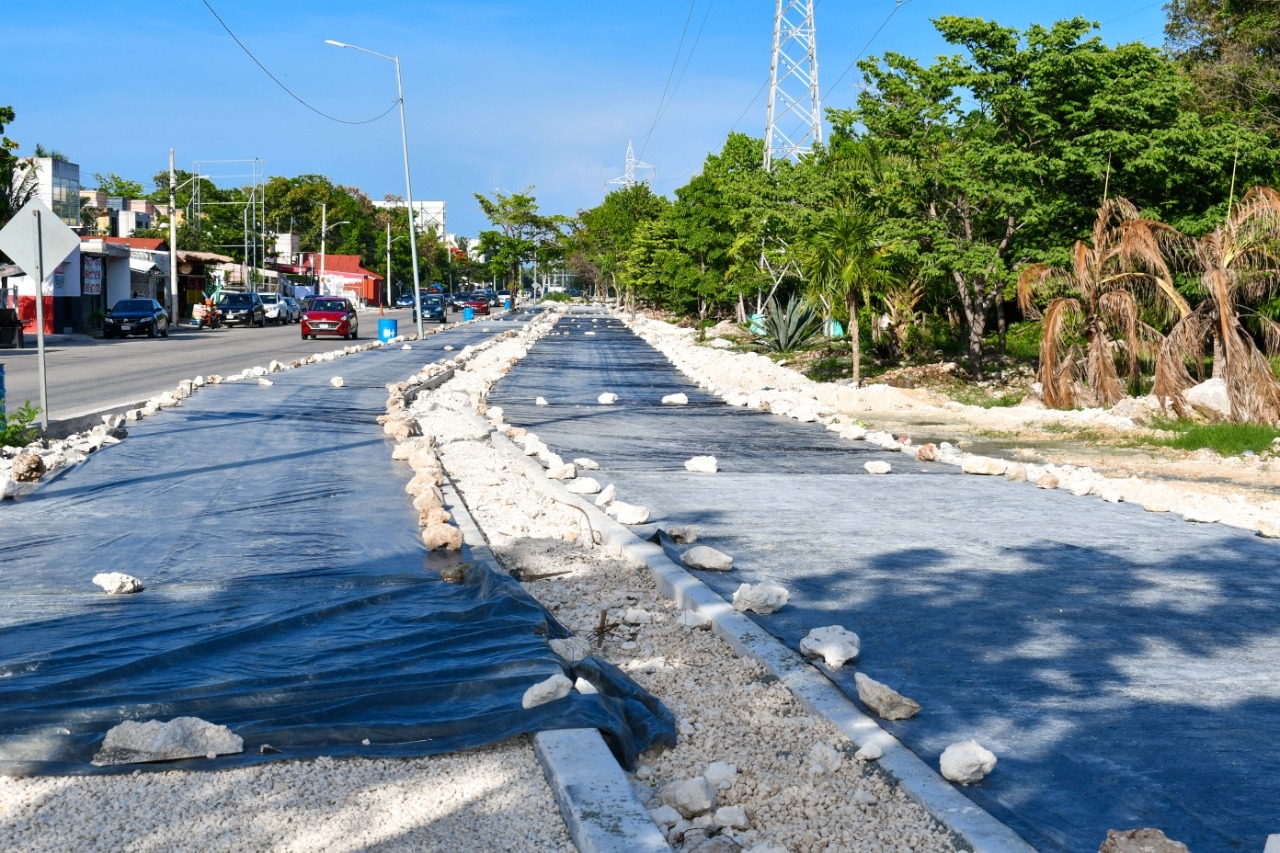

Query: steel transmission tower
[763,0,821,171]
[605,140,655,193]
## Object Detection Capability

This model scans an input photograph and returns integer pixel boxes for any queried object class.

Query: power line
[639,0,700,160]
[644,0,717,159]
[821,0,912,102]
[201,0,399,126]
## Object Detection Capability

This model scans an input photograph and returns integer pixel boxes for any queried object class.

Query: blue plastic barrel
[0,362,6,426]
[378,319,398,342]
[503,297,512,311]
[462,306,474,321]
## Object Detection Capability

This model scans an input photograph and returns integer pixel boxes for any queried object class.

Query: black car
[103,299,169,339]
[395,292,415,308]
[217,292,266,327]
[413,294,448,323]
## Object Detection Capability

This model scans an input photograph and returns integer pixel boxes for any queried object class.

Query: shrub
[755,297,824,353]
[541,292,572,303]
[0,400,42,448]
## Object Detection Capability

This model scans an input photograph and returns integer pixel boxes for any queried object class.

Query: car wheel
[352,326,358,340]
[148,324,157,339]
[102,330,113,339]
[309,334,316,340]
[257,314,265,328]
[161,324,169,338]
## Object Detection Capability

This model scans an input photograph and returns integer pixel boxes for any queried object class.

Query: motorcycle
[193,303,223,330]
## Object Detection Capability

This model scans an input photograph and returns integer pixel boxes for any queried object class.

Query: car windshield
[112,300,152,312]
[219,293,251,305]
[260,294,279,303]
[311,299,348,312]
[424,296,443,304]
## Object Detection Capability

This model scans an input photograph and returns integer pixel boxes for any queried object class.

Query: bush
[0,400,42,448]
[541,292,572,303]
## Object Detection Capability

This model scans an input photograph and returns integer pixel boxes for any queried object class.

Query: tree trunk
[847,292,861,385]
[1211,331,1224,379]
[953,270,988,379]
[996,298,1007,381]
[737,291,746,323]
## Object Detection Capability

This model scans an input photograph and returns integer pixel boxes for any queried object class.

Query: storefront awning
[129,258,158,275]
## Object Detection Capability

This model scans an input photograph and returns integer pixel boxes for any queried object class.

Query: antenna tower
[763,0,821,171]
[605,140,655,193]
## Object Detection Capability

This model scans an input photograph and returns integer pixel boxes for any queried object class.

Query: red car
[464,293,491,315]
[302,296,360,340]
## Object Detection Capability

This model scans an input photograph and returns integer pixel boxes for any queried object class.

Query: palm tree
[1016,198,1191,409]
[802,208,896,385]
[1155,187,1280,424]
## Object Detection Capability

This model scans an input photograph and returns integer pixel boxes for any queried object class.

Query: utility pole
[168,149,178,325]
[320,203,327,296]
[764,0,821,172]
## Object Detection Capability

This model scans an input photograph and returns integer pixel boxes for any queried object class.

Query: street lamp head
[325,39,348,48]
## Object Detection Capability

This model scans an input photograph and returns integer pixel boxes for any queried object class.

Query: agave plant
[755,296,824,353]
[1017,198,1191,409]
[1154,187,1280,424]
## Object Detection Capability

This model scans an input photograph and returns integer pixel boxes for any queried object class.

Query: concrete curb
[437,453,671,853]
[477,411,1035,853]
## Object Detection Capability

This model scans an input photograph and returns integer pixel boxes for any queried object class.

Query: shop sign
[83,257,103,295]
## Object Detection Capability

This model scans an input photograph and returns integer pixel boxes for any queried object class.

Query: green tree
[836,15,1276,377]
[0,106,38,238]
[475,188,561,289]
[802,208,897,384]
[1166,0,1280,139]
[93,171,145,199]
[566,183,667,300]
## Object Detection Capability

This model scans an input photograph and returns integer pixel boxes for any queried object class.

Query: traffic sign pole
[32,208,48,429]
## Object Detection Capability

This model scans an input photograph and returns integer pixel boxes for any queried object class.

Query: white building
[372,199,445,236]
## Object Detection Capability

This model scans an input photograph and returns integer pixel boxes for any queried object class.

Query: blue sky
[6,1,1168,238]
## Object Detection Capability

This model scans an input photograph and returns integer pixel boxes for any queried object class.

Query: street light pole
[318,202,349,298]
[326,39,423,339]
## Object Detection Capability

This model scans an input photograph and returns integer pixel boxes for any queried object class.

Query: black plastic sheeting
[489,309,1280,853]
[0,320,674,775]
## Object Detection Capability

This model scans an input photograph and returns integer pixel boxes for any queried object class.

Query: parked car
[260,292,292,325]
[496,289,512,307]
[103,299,169,339]
[217,292,266,327]
[297,296,315,313]
[281,296,303,323]
[413,294,448,324]
[464,293,492,315]
[302,296,359,340]
[395,292,415,308]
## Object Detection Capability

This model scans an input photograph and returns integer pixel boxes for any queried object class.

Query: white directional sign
[0,197,81,281]
[0,197,80,429]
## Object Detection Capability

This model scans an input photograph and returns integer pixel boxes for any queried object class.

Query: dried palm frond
[1040,298,1084,409]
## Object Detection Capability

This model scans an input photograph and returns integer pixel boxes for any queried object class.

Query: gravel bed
[0,743,573,852]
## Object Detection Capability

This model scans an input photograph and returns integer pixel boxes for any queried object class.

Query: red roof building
[277,252,385,305]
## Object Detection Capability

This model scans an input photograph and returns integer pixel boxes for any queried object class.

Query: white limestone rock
[609,501,651,525]
[548,636,592,663]
[535,396,548,406]
[546,463,577,480]
[257,378,273,387]
[92,572,144,595]
[573,457,600,470]
[800,625,861,669]
[573,677,598,695]
[681,545,733,571]
[648,805,682,828]
[713,805,750,830]
[595,483,617,507]
[704,761,737,789]
[961,455,1008,476]
[1185,377,1231,420]
[854,672,921,720]
[565,477,601,495]
[521,673,573,709]
[808,742,843,774]
[677,610,712,630]
[855,742,884,761]
[732,582,789,615]
[624,608,653,625]
[939,739,997,785]
[863,460,892,475]
[92,716,243,765]
[662,392,690,405]
[659,776,717,818]
[329,377,344,388]
[684,455,718,474]
[597,392,619,404]
[0,475,17,500]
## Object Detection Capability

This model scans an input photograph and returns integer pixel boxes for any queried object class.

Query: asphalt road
[0,306,490,423]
